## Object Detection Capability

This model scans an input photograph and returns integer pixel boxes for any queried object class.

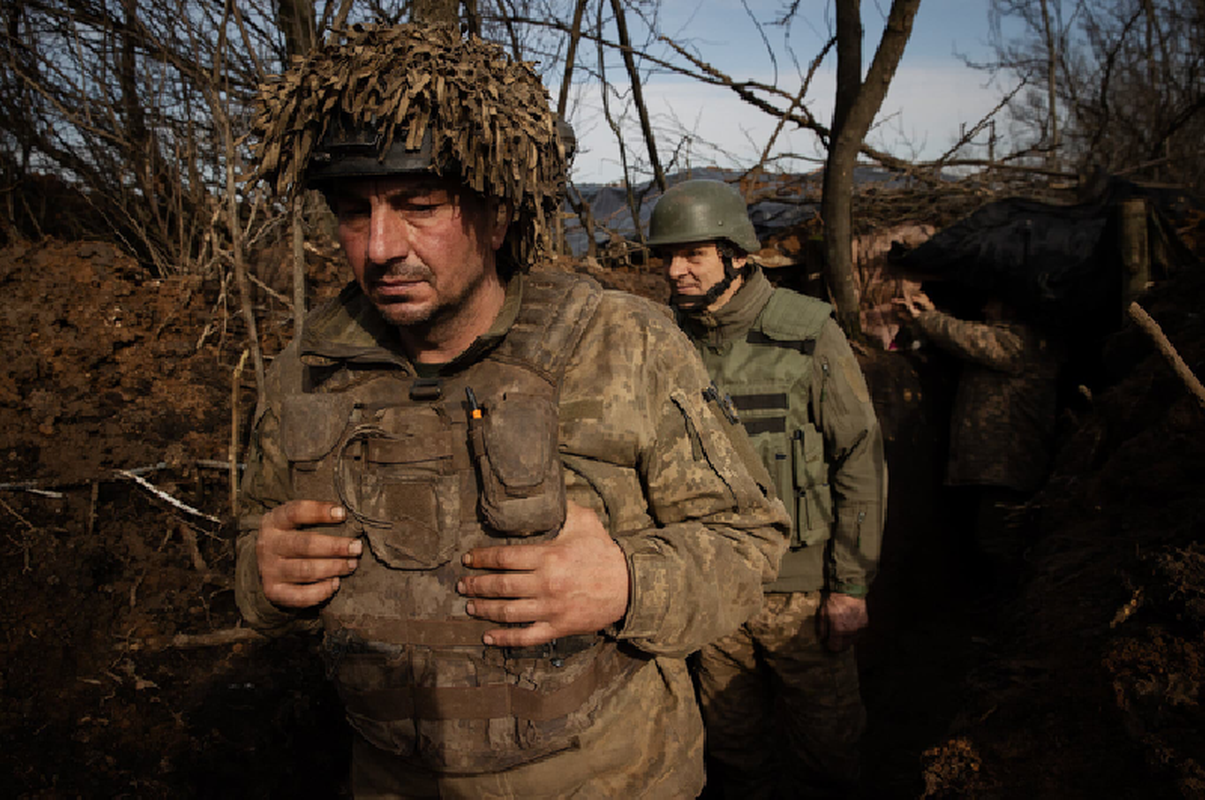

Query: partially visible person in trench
[897,286,1066,597]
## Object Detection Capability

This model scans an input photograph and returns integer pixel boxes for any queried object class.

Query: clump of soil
[0,239,348,797]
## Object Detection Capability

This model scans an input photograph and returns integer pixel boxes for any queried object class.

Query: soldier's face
[661,242,745,308]
[330,175,509,329]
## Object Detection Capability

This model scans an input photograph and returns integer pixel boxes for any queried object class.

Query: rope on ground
[117,469,223,524]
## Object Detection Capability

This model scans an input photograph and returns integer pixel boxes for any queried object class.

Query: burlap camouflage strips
[916,309,1065,493]
[249,24,567,266]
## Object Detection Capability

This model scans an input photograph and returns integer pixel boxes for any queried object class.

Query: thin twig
[87,481,98,536]
[0,496,36,573]
[231,349,249,517]
[246,271,294,310]
[0,460,243,494]
[178,521,210,573]
[117,470,222,524]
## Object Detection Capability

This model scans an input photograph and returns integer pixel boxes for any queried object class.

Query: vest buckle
[409,378,443,401]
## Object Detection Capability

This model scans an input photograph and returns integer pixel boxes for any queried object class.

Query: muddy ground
[0,225,1202,798]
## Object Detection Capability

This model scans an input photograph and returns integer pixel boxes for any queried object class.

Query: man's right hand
[257,501,361,608]
[893,284,935,320]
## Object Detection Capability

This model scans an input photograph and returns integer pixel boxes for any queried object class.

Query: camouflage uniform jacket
[235,269,789,796]
[678,269,886,597]
[916,309,1063,493]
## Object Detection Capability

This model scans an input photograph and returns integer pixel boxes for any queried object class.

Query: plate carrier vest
[691,290,835,551]
[277,272,646,773]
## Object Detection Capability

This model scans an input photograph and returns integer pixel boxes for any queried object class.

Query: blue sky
[569,0,1013,183]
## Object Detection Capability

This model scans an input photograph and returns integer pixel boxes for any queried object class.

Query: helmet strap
[671,251,748,313]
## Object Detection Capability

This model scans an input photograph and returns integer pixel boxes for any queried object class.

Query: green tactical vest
[275,272,645,774]
[692,289,835,592]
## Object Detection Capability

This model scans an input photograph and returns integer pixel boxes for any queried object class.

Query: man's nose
[367,204,410,264]
[666,255,688,278]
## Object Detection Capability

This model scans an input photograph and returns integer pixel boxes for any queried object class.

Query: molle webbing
[493,272,603,381]
[327,615,598,657]
[732,393,790,412]
[330,616,496,647]
[339,646,632,722]
[746,329,816,354]
[731,392,790,435]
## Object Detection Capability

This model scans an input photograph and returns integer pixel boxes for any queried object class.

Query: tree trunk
[821,0,921,335]
[274,0,316,57]
[557,0,589,117]
[833,0,861,137]
[412,0,460,25]
[1039,0,1059,169]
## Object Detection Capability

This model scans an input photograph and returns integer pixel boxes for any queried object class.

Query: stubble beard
[376,268,492,347]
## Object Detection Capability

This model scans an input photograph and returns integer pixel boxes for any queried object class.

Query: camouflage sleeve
[916,309,1026,374]
[812,320,887,597]
[592,303,790,658]
[234,347,321,636]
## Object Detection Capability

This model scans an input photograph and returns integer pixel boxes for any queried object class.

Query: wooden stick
[1128,301,1205,410]
[179,521,210,573]
[231,349,249,517]
[116,627,266,652]
[86,481,98,536]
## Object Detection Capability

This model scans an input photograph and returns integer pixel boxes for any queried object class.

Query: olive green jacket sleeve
[811,319,887,598]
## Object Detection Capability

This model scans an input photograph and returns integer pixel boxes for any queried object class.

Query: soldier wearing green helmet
[648,178,762,311]
[235,27,789,798]
[650,178,887,798]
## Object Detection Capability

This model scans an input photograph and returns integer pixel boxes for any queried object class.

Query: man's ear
[489,201,512,250]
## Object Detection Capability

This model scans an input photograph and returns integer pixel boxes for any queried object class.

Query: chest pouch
[792,424,834,548]
[336,404,461,569]
[280,393,359,539]
[466,391,566,536]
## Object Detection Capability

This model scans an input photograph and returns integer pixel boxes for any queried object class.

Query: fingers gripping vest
[695,291,834,550]
[277,273,644,773]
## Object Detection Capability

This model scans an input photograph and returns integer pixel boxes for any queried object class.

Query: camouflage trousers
[694,591,864,800]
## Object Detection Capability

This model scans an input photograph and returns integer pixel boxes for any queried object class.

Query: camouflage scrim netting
[250,24,567,265]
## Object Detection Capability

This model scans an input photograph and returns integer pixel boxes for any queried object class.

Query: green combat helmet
[647,179,761,255]
[249,24,569,268]
[648,179,761,312]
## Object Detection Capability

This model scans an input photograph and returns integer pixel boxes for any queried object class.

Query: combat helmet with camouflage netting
[250,24,569,269]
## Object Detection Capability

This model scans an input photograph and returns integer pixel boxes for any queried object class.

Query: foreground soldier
[649,180,887,798]
[234,26,788,798]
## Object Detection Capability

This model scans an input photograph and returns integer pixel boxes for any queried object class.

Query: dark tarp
[889,177,1199,337]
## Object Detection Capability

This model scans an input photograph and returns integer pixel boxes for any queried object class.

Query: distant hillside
[563,166,913,256]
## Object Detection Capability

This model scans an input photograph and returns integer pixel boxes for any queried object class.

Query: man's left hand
[457,500,630,647]
[818,593,869,652]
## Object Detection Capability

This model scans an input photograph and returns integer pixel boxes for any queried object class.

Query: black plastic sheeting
[889,177,1199,337]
